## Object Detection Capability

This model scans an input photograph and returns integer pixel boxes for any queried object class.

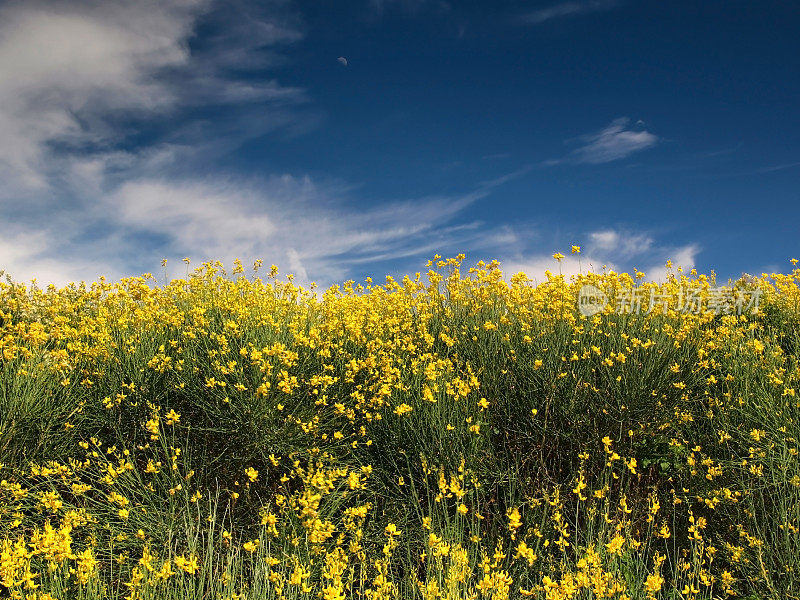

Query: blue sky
[0,0,798,286]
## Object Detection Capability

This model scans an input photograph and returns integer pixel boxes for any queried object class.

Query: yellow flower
[605,534,625,555]
[553,252,565,261]
[165,409,180,425]
[393,403,413,416]
[515,540,537,566]
[507,507,522,531]
[174,553,199,574]
[75,547,98,584]
[245,467,259,483]
[644,572,663,594]
[571,245,581,254]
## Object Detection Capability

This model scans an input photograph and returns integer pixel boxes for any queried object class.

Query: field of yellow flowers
[1,254,800,600]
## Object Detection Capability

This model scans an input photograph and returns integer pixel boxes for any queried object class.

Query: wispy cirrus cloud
[746,161,800,175]
[545,117,658,166]
[369,0,451,16]
[573,118,658,164]
[1,170,522,287]
[519,0,619,25]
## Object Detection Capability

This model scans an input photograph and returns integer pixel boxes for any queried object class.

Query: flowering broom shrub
[1,254,799,599]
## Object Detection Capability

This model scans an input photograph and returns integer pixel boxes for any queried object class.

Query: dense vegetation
[1,255,799,600]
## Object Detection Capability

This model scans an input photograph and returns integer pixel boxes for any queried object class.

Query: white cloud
[749,161,800,175]
[370,0,451,16]
[588,230,619,250]
[587,227,697,280]
[588,229,653,257]
[520,0,619,25]
[0,171,502,287]
[0,1,205,192]
[545,118,658,166]
[643,244,700,282]
[0,0,305,197]
[0,0,338,289]
[501,254,615,285]
[0,227,116,287]
[573,118,657,164]
[499,227,699,285]
[0,0,527,289]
